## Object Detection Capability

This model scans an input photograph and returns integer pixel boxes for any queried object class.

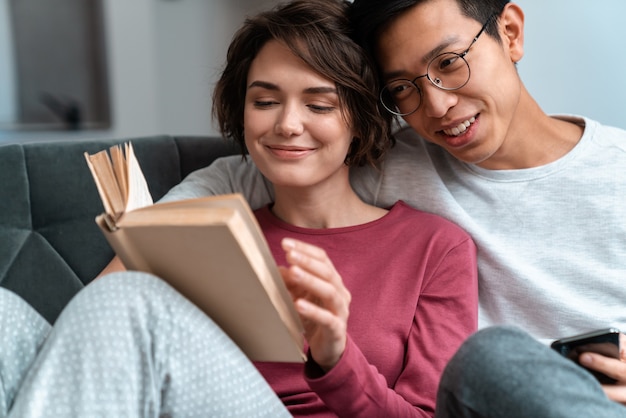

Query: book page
[124,143,153,211]
[109,145,128,204]
[84,150,125,216]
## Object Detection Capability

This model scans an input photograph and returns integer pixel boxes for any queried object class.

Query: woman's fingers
[281,238,351,310]
[280,238,351,370]
[282,238,349,291]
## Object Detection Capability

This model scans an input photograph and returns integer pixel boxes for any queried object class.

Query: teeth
[443,117,476,136]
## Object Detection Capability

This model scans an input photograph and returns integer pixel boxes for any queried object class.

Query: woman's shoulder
[388,201,473,242]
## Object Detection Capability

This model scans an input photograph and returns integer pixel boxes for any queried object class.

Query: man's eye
[392,84,409,94]
[435,53,462,72]
[387,82,415,100]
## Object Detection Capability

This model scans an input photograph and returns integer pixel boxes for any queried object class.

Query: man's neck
[479,87,584,170]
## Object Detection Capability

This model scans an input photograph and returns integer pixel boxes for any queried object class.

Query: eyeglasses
[380,15,496,116]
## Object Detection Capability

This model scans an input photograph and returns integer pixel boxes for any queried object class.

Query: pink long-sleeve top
[254,201,478,417]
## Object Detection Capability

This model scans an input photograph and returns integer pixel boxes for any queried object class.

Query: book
[84,143,305,363]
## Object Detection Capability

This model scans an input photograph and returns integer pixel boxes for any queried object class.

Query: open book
[84,143,305,363]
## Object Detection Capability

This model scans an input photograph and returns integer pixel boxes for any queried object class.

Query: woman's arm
[96,256,126,279]
[301,235,478,417]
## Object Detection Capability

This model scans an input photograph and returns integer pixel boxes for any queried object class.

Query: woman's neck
[270,182,388,229]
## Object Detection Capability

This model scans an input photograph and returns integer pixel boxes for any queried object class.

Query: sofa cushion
[0,135,239,323]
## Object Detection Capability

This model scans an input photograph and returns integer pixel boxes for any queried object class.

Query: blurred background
[0,0,624,143]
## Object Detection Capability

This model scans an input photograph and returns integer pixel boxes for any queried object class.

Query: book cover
[85,143,305,363]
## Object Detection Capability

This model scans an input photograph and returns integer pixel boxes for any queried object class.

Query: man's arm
[160,155,275,209]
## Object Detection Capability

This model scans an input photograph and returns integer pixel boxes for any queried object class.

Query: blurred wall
[0,1,15,124]
[1,0,624,142]
[517,1,626,129]
[102,0,281,139]
[0,0,280,142]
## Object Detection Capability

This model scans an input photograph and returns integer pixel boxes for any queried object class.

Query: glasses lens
[427,52,470,90]
[380,80,421,116]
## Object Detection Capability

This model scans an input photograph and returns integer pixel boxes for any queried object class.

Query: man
[164,0,626,415]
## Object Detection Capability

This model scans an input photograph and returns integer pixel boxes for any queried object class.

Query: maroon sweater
[254,201,478,417]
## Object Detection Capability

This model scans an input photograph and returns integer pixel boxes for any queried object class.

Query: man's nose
[420,83,458,119]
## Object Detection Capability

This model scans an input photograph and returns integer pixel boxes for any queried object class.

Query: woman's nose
[274,104,304,137]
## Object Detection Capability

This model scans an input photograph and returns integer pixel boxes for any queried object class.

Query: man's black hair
[348,0,509,57]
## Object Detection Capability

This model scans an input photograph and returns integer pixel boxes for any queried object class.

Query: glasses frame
[380,14,497,116]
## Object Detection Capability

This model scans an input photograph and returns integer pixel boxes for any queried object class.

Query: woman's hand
[279,238,351,372]
[579,333,626,404]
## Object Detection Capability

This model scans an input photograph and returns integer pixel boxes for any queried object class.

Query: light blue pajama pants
[0,288,50,417]
[435,326,626,418]
[2,272,290,417]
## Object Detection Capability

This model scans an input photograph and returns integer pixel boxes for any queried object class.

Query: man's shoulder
[160,155,272,205]
[556,114,626,146]
[392,125,425,146]
[390,126,447,159]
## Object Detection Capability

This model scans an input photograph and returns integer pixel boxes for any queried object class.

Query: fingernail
[291,266,304,280]
[282,238,296,249]
[580,353,592,365]
[290,250,302,262]
[296,298,309,312]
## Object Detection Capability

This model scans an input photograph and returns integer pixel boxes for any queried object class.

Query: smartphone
[551,328,621,384]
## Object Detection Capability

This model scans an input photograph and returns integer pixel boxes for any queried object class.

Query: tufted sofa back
[0,135,239,323]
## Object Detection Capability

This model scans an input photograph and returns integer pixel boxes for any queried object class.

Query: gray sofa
[0,135,239,323]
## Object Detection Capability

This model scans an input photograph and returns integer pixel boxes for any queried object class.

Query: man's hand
[580,333,626,404]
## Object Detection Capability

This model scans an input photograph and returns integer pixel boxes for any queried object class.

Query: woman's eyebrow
[248,80,278,90]
[303,86,337,95]
[248,81,336,95]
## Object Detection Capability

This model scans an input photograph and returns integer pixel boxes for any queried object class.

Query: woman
[5,1,477,416]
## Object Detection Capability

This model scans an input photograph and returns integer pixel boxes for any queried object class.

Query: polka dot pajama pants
[2,272,290,417]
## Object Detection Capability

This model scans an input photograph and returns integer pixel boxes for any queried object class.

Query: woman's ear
[344,136,359,166]
[499,3,525,63]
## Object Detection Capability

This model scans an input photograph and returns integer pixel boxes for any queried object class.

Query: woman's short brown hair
[212,0,393,167]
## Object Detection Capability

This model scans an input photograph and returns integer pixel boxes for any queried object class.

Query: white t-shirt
[163,116,626,342]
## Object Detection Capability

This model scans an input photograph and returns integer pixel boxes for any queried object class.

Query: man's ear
[499,3,525,63]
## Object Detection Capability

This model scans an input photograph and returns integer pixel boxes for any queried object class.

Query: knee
[79,271,168,304]
[0,287,35,318]
[0,287,50,352]
[457,325,534,361]
[56,271,170,324]
[441,326,536,387]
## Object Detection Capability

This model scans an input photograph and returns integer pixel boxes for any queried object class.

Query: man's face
[375,0,524,168]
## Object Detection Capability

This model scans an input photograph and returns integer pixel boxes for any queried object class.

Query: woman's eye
[253,100,277,108]
[308,104,335,113]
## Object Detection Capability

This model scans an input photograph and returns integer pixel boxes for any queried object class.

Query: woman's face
[243,40,355,191]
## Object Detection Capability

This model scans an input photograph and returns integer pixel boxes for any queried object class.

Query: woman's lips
[267,146,315,159]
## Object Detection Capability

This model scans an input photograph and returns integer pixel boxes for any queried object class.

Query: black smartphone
[551,328,621,384]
